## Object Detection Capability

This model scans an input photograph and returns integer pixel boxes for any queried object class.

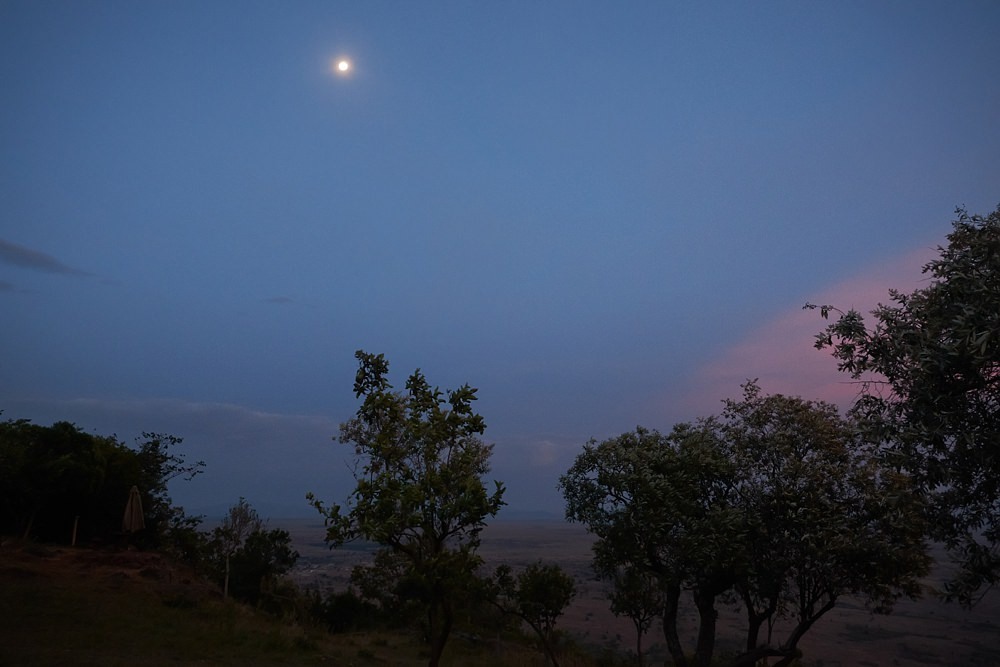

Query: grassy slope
[0,541,594,667]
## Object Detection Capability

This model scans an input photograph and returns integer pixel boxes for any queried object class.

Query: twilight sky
[2,1,999,518]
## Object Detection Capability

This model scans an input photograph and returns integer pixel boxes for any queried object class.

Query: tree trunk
[523,619,561,667]
[22,509,37,540]
[740,588,776,652]
[634,620,644,667]
[540,631,561,667]
[661,583,687,667]
[742,591,762,651]
[224,554,230,599]
[772,596,837,667]
[692,588,718,667]
[427,598,453,667]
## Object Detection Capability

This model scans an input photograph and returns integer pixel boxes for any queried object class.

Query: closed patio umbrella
[122,485,145,533]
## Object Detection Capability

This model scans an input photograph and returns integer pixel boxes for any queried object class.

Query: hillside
[4,532,999,667]
[0,540,577,667]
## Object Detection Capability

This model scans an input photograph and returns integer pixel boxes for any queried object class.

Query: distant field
[279,518,1000,667]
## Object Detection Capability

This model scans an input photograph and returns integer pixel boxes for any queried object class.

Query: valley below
[283,518,1000,667]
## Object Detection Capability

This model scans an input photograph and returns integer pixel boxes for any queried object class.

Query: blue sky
[2,1,999,518]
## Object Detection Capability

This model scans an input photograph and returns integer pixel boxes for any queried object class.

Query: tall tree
[809,205,1000,605]
[214,497,264,599]
[308,351,506,667]
[720,383,929,667]
[560,424,743,667]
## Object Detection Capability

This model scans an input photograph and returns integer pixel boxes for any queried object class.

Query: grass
[2,550,321,666]
[0,540,604,667]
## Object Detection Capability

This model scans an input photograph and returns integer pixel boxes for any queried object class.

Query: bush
[311,589,381,633]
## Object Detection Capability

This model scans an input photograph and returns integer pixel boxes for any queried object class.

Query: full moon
[337,60,350,73]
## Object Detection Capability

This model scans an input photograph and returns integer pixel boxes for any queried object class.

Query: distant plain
[282,518,1000,667]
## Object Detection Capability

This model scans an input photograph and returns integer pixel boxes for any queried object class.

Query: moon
[336,59,351,74]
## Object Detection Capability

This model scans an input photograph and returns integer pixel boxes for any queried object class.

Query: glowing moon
[336,59,350,73]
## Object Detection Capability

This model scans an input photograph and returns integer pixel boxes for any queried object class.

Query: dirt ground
[283,518,1000,667]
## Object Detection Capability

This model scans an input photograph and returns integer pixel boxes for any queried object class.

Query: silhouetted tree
[308,351,505,667]
[561,383,930,667]
[213,497,264,599]
[209,498,297,606]
[490,561,576,667]
[0,419,201,546]
[603,565,662,666]
[809,204,1000,605]
[720,383,929,667]
[561,424,741,667]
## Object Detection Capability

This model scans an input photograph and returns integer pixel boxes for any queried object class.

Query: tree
[603,565,663,667]
[561,383,930,667]
[228,527,298,608]
[491,561,577,667]
[809,204,1000,605]
[308,351,506,667]
[348,547,426,628]
[209,498,298,607]
[213,497,264,599]
[560,424,743,667]
[719,383,929,667]
[0,419,202,546]
[131,432,205,548]
[0,419,109,541]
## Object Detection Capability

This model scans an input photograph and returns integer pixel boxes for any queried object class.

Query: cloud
[487,434,582,515]
[666,244,940,417]
[0,238,95,277]
[263,296,294,304]
[0,280,17,292]
[525,439,561,467]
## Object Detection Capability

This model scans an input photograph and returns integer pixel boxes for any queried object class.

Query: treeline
[0,421,203,549]
[0,420,300,612]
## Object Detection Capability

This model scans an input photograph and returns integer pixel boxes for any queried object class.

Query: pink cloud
[672,244,940,418]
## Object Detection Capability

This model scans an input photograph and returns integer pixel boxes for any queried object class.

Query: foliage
[349,547,432,628]
[219,497,264,545]
[561,424,742,667]
[228,528,298,609]
[308,350,506,667]
[490,561,577,667]
[0,419,110,541]
[0,419,203,548]
[719,383,929,667]
[208,498,297,606]
[130,432,205,548]
[160,507,210,567]
[309,588,381,633]
[560,383,930,667]
[603,565,662,666]
[808,205,1000,605]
